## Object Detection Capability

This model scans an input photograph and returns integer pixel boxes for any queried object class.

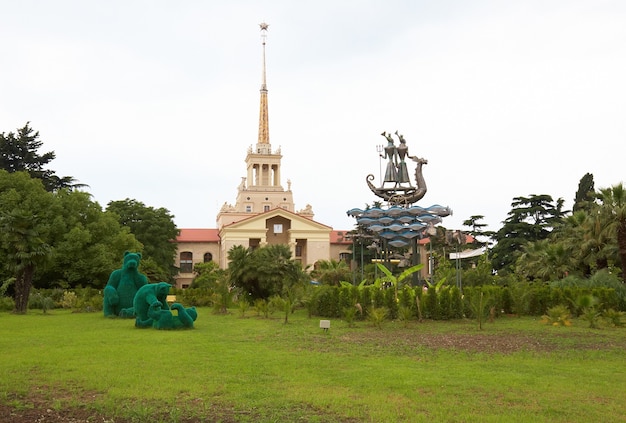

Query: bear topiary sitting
[147,303,198,330]
[103,251,148,317]
[133,282,172,328]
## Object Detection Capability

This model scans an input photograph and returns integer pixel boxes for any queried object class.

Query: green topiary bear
[148,303,198,330]
[134,282,172,328]
[103,251,148,317]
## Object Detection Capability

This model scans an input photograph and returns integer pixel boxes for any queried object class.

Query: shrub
[0,296,15,311]
[61,291,78,309]
[450,286,463,319]
[422,289,439,320]
[384,288,398,320]
[238,299,250,317]
[438,287,452,320]
[342,306,358,327]
[368,307,387,329]
[29,292,55,313]
[603,309,625,327]
[541,305,572,326]
[398,306,413,326]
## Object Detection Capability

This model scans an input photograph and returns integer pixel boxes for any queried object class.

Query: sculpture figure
[395,131,412,186]
[380,132,398,184]
[367,156,428,204]
[145,303,198,330]
[103,251,148,318]
[133,282,172,328]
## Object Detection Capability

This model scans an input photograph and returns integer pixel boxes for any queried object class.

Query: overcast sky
[2,1,625,233]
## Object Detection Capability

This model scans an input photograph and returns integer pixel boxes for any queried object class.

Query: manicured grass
[1,309,625,422]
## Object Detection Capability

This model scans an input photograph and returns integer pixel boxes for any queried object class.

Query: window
[203,252,213,262]
[264,205,270,212]
[179,252,193,273]
[245,205,252,213]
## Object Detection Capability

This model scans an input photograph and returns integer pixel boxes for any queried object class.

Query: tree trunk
[617,221,626,282]
[13,266,34,314]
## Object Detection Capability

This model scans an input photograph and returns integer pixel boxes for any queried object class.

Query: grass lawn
[1,308,625,422]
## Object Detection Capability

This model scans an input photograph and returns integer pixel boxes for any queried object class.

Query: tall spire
[257,22,270,147]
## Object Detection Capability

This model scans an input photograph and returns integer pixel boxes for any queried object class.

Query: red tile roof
[177,228,220,243]
[331,230,353,244]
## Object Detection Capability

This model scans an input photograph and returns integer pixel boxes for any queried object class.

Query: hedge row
[307,284,625,320]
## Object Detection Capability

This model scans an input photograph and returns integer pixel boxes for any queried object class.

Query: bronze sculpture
[367,132,428,205]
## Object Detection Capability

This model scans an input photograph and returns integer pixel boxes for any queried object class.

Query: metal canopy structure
[346,204,451,248]
[347,132,452,280]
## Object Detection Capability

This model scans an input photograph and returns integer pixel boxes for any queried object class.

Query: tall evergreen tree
[462,215,495,247]
[573,173,595,212]
[0,123,84,192]
[490,194,566,274]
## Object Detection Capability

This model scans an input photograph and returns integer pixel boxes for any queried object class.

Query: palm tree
[311,259,352,285]
[515,239,573,281]
[0,209,50,313]
[596,183,626,280]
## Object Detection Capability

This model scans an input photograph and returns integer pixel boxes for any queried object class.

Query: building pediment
[221,207,331,234]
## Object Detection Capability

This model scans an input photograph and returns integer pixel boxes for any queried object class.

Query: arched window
[179,251,193,273]
[203,252,213,263]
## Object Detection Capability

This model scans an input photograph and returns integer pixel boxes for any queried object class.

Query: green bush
[384,288,398,320]
[542,304,572,326]
[438,288,452,320]
[0,296,15,311]
[450,286,464,319]
[423,289,439,320]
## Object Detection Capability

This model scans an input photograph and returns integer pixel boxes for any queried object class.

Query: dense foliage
[227,244,308,301]
[107,199,179,281]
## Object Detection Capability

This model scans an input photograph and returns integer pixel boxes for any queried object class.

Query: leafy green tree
[490,194,566,274]
[228,244,308,301]
[0,123,85,192]
[0,171,54,313]
[43,190,141,288]
[107,199,179,281]
[190,261,225,289]
[596,183,626,280]
[573,173,595,213]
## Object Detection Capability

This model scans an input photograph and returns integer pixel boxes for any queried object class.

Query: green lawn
[1,309,625,422]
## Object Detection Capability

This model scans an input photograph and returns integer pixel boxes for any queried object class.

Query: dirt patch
[0,389,359,423]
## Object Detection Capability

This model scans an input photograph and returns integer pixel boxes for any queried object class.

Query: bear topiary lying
[148,303,198,330]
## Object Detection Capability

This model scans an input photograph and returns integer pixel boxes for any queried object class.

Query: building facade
[172,24,352,288]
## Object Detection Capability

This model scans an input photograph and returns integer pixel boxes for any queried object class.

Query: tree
[596,183,626,280]
[42,190,142,289]
[0,171,54,313]
[515,239,574,281]
[228,244,308,301]
[107,199,179,281]
[311,259,352,285]
[490,194,566,274]
[462,215,495,248]
[0,123,85,192]
[573,173,595,213]
[190,261,225,289]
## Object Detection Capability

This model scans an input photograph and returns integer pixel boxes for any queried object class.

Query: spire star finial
[259,22,269,31]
